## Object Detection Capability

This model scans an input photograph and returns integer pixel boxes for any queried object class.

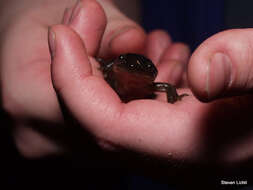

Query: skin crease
[2,0,253,185]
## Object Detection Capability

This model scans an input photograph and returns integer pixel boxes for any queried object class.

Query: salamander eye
[119,55,125,60]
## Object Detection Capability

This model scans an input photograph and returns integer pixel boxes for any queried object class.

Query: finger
[97,0,146,58]
[64,0,107,56]
[145,30,172,65]
[49,25,122,132]
[156,43,191,86]
[188,29,253,102]
[48,25,200,161]
[62,7,73,25]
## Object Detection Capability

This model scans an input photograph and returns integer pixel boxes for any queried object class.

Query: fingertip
[188,30,238,102]
[167,43,191,63]
[156,59,185,85]
[146,30,172,64]
[155,42,190,85]
[66,0,107,55]
[149,30,172,41]
[109,26,146,56]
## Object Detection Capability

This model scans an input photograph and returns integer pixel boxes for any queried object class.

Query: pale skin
[1,0,253,182]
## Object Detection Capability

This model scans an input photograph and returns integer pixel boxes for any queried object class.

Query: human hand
[0,0,145,157]
[50,5,253,177]
[1,0,190,158]
[188,29,253,165]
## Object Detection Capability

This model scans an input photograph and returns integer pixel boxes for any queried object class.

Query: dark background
[143,0,253,51]
[2,0,253,189]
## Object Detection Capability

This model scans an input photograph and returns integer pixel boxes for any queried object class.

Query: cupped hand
[1,0,190,158]
[50,4,253,173]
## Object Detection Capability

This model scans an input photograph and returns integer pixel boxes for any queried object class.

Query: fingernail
[69,0,82,24]
[48,27,56,60]
[206,52,232,100]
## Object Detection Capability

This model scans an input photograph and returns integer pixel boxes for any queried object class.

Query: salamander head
[113,53,158,80]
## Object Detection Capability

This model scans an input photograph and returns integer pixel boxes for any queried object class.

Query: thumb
[48,24,121,132]
[188,29,253,102]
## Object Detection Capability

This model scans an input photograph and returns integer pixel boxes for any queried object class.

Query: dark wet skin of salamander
[97,53,188,103]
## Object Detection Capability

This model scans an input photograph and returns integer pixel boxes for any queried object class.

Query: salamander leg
[153,82,188,103]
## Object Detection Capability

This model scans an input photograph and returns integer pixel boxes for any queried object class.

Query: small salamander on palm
[97,53,188,103]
